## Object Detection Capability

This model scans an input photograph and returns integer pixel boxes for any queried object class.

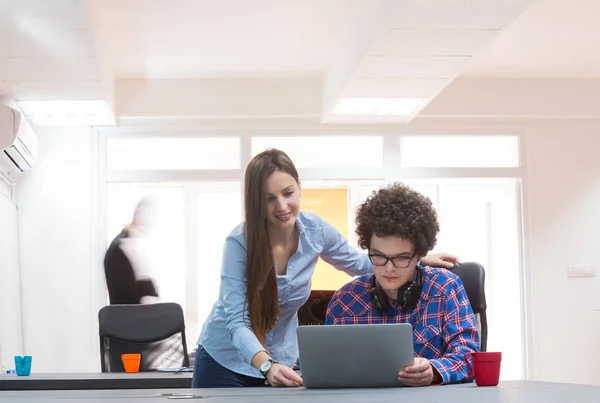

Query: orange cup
[121,354,141,373]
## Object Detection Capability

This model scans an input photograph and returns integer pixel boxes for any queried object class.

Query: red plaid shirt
[325,266,480,384]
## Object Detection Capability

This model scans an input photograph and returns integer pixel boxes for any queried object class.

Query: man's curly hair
[355,182,439,257]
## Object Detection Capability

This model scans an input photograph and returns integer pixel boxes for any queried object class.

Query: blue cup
[14,356,32,376]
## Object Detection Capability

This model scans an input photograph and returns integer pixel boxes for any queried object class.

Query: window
[106,137,240,170]
[102,131,526,379]
[399,136,520,167]
[195,183,242,335]
[252,136,383,168]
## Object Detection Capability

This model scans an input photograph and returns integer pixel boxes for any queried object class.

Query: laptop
[296,323,414,389]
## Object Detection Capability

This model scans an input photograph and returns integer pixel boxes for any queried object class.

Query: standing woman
[192,149,457,388]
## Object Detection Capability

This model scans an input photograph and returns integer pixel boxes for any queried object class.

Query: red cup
[466,352,502,386]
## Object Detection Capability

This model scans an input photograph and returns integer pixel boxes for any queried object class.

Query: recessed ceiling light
[15,100,115,126]
[332,98,428,116]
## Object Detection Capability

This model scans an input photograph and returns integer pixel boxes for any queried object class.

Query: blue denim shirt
[197,211,372,378]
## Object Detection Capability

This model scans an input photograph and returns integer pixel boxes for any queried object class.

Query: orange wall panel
[301,188,351,290]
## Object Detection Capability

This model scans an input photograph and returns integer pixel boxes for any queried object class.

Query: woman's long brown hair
[244,148,299,348]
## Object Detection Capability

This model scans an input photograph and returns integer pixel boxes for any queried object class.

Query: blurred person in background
[104,196,161,305]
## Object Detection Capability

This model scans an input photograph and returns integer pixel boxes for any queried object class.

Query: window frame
[398,134,521,168]
[106,136,242,171]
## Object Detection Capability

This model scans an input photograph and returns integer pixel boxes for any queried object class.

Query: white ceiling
[2,0,600,124]
[463,0,600,77]
[86,0,362,79]
[0,0,106,102]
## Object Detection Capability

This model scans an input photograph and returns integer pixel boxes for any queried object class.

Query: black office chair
[98,302,190,372]
[450,262,488,352]
[298,290,336,326]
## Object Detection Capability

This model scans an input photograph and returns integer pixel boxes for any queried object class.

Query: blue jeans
[191,346,266,388]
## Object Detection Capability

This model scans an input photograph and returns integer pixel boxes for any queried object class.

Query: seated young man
[326,183,480,386]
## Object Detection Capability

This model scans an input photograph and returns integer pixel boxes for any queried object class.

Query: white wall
[16,126,98,373]
[525,126,600,385]
[0,173,12,201]
[0,189,23,370]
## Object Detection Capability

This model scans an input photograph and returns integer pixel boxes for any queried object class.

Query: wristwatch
[259,358,278,378]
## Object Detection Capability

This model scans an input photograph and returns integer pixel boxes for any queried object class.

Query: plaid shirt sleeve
[325,279,372,325]
[429,277,480,384]
[325,292,342,325]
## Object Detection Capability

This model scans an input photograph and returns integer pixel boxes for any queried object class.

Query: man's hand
[420,252,459,269]
[266,363,303,387]
[398,358,435,387]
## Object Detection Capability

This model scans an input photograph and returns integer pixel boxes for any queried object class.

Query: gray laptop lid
[296,323,414,389]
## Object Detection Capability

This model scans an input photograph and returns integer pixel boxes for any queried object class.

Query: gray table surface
[0,380,598,402]
[0,371,193,390]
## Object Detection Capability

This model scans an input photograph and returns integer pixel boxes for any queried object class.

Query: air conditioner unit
[0,104,38,176]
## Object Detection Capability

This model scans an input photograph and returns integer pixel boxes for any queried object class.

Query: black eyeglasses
[368,251,416,269]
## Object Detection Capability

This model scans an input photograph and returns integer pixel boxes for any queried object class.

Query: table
[0,381,598,402]
[0,371,193,391]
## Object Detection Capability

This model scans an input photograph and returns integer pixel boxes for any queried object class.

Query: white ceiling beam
[356,56,471,79]
[343,78,448,98]
[116,78,321,119]
[416,77,600,118]
[321,0,400,120]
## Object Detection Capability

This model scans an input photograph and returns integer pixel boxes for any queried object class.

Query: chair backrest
[298,290,336,326]
[98,302,190,372]
[449,262,488,352]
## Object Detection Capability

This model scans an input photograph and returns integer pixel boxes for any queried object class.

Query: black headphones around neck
[370,268,423,314]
